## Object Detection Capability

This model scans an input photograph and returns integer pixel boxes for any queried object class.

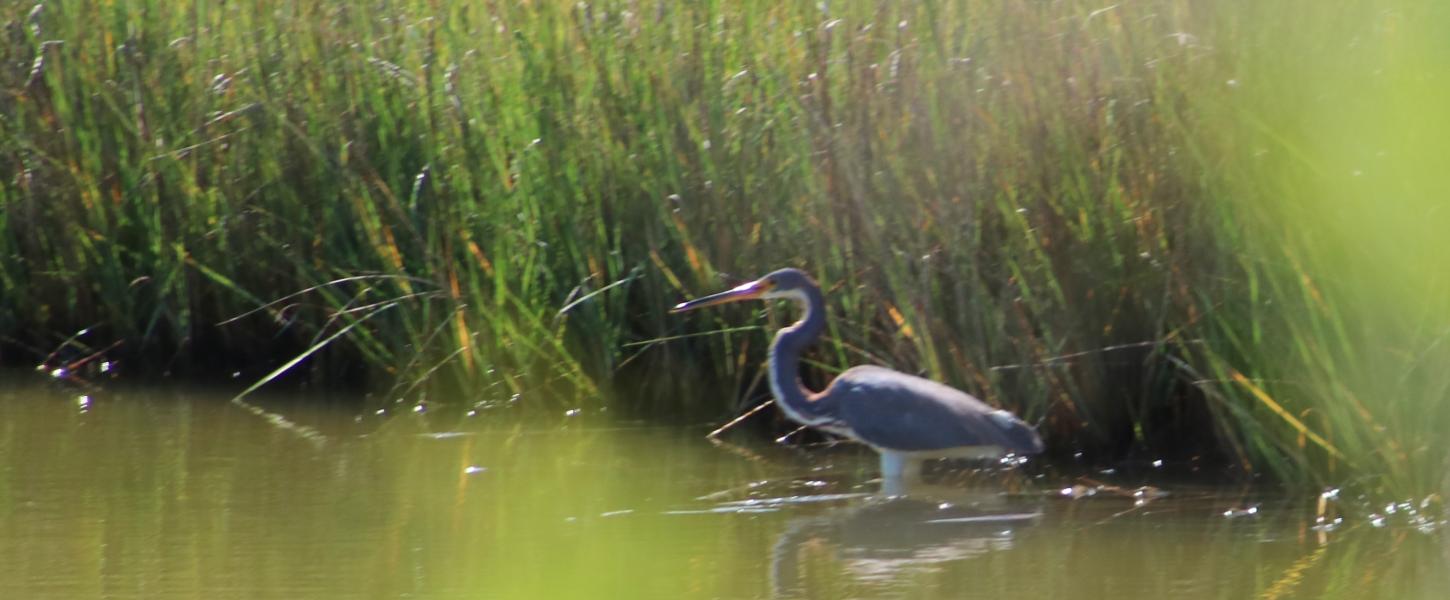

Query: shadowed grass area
[0,0,1444,502]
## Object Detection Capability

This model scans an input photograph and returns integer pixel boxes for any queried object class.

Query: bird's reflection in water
[766,480,1042,597]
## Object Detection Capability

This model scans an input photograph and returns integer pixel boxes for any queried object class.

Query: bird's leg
[878,452,925,496]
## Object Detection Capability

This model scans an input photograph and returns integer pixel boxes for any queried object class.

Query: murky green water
[0,382,1444,599]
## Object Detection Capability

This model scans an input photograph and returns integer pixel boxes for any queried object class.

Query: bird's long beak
[671,280,769,313]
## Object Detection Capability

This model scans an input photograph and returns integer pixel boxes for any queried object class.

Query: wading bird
[673,268,1043,489]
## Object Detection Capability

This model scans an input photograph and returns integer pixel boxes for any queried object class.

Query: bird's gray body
[819,366,1045,456]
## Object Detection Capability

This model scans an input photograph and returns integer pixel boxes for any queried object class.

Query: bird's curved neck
[768,287,830,425]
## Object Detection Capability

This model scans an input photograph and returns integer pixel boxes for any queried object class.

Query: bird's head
[671,268,818,313]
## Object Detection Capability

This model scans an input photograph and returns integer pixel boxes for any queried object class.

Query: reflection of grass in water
[768,490,1448,598]
[0,1,1445,501]
[1271,526,1447,599]
[1,388,1442,598]
[1262,544,1330,600]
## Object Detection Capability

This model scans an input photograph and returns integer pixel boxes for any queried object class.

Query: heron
[672,268,1044,489]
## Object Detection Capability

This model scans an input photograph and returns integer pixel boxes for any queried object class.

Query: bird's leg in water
[879,452,926,495]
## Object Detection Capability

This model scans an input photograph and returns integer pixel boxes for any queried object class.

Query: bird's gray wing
[826,366,1041,454]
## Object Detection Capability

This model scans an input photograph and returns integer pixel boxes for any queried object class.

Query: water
[0,382,1444,599]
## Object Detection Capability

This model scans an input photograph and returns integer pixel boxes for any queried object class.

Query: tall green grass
[1186,1,1450,502]
[1,0,1444,501]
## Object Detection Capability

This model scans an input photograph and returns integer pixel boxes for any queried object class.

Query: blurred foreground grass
[1,0,1445,501]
